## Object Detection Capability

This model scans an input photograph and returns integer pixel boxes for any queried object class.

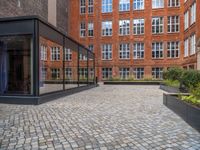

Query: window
[191,3,196,25]
[88,0,94,14]
[152,67,163,79]
[119,0,130,11]
[79,68,88,79]
[119,68,130,79]
[167,41,179,58]
[168,0,180,7]
[152,17,164,34]
[190,34,196,55]
[168,16,179,33]
[80,22,86,37]
[133,42,144,59]
[51,47,60,61]
[89,68,94,79]
[88,22,94,37]
[51,68,60,80]
[80,0,86,14]
[119,43,130,59]
[184,11,189,30]
[41,68,47,80]
[102,21,112,36]
[89,44,94,51]
[65,68,72,80]
[41,45,47,61]
[119,20,130,35]
[102,0,112,13]
[133,0,144,10]
[184,38,189,57]
[133,19,144,35]
[79,53,87,61]
[152,0,164,8]
[102,44,112,60]
[133,68,144,79]
[64,48,72,61]
[152,42,163,58]
[102,68,112,79]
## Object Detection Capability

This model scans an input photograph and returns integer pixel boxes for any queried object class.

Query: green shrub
[181,70,200,89]
[163,67,183,81]
[163,79,180,88]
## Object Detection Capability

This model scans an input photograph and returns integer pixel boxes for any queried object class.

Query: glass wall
[0,35,32,95]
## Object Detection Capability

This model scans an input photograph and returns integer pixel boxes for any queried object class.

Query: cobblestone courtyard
[0,85,200,150]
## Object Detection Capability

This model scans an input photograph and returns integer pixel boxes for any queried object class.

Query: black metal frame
[0,16,96,105]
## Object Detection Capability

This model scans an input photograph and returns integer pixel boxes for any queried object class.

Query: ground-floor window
[65,68,72,80]
[51,68,60,80]
[119,68,130,79]
[133,68,144,79]
[102,68,112,79]
[79,68,88,80]
[152,67,163,79]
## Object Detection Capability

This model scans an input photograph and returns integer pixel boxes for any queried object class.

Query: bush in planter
[163,79,180,88]
[180,70,200,89]
[163,67,183,81]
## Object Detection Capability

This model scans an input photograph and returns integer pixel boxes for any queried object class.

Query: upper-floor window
[133,68,144,79]
[51,47,60,61]
[152,67,163,79]
[88,0,94,14]
[119,0,130,11]
[184,11,189,30]
[168,0,180,7]
[133,42,144,59]
[89,44,94,51]
[152,17,164,34]
[152,0,164,9]
[184,38,189,57]
[152,42,163,59]
[80,22,86,37]
[64,48,72,61]
[119,43,130,59]
[167,16,179,33]
[119,20,130,35]
[88,22,94,37]
[167,41,179,58]
[119,68,130,80]
[102,21,112,36]
[102,0,112,13]
[133,19,144,35]
[102,44,112,60]
[41,45,47,61]
[80,0,86,14]
[191,3,196,25]
[190,34,196,55]
[133,0,144,10]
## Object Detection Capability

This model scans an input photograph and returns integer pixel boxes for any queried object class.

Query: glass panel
[88,51,95,84]
[64,38,78,89]
[39,36,63,95]
[79,47,88,86]
[0,35,32,95]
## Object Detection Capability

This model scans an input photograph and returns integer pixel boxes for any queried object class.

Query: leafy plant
[163,67,183,81]
[163,79,180,88]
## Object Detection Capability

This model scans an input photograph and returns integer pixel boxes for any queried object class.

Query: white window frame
[119,68,130,80]
[152,42,164,59]
[184,38,189,57]
[133,0,144,10]
[80,22,86,37]
[102,21,112,36]
[167,16,179,33]
[167,41,179,58]
[80,0,86,14]
[152,67,163,79]
[65,68,72,80]
[168,0,180,7]
[191,3,196,25]
[64,48,72,61]
[152,17,164,34]
[88,0,94,14]
[184,11,189,30]
[102,68,112,79]
[41,45,47,61]
[133,19,144,35]
[79,68,88,79]
[119,43,130,59]
[102,0,112,13]
[51,47,60,61]
[88,22,94,37]
[51,68,60,80]
[190,34,196,55]
[152,0,164,9]
[133,42,144,59]
[133,68,144,79]
[119,0,130,11]
[102,44,112,60]
[119,20,130,35]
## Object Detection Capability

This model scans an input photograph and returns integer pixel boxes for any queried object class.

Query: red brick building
[68,0,200,80]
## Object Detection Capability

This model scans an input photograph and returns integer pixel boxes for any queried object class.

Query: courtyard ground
[0,85,200,150]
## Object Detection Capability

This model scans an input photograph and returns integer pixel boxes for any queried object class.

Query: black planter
[163,93,200,132]
[160,84,181,93]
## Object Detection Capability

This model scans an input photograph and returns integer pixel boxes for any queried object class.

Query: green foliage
[163,67,183,81]
[163,79,180,88]
[180,70,200,89]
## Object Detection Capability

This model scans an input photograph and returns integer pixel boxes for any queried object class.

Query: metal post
[63,36,65,90]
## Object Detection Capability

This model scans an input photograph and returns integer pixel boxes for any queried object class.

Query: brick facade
[69,0,200,80]
[0,0,68,33]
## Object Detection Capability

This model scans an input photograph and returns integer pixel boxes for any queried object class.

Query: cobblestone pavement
[0,85,200,150]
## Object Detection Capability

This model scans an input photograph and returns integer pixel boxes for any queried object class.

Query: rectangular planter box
[104,81,161,85]
[160,84,181,93]
[163,93,200,132]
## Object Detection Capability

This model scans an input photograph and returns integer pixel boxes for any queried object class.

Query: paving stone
[0,85,200,150]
